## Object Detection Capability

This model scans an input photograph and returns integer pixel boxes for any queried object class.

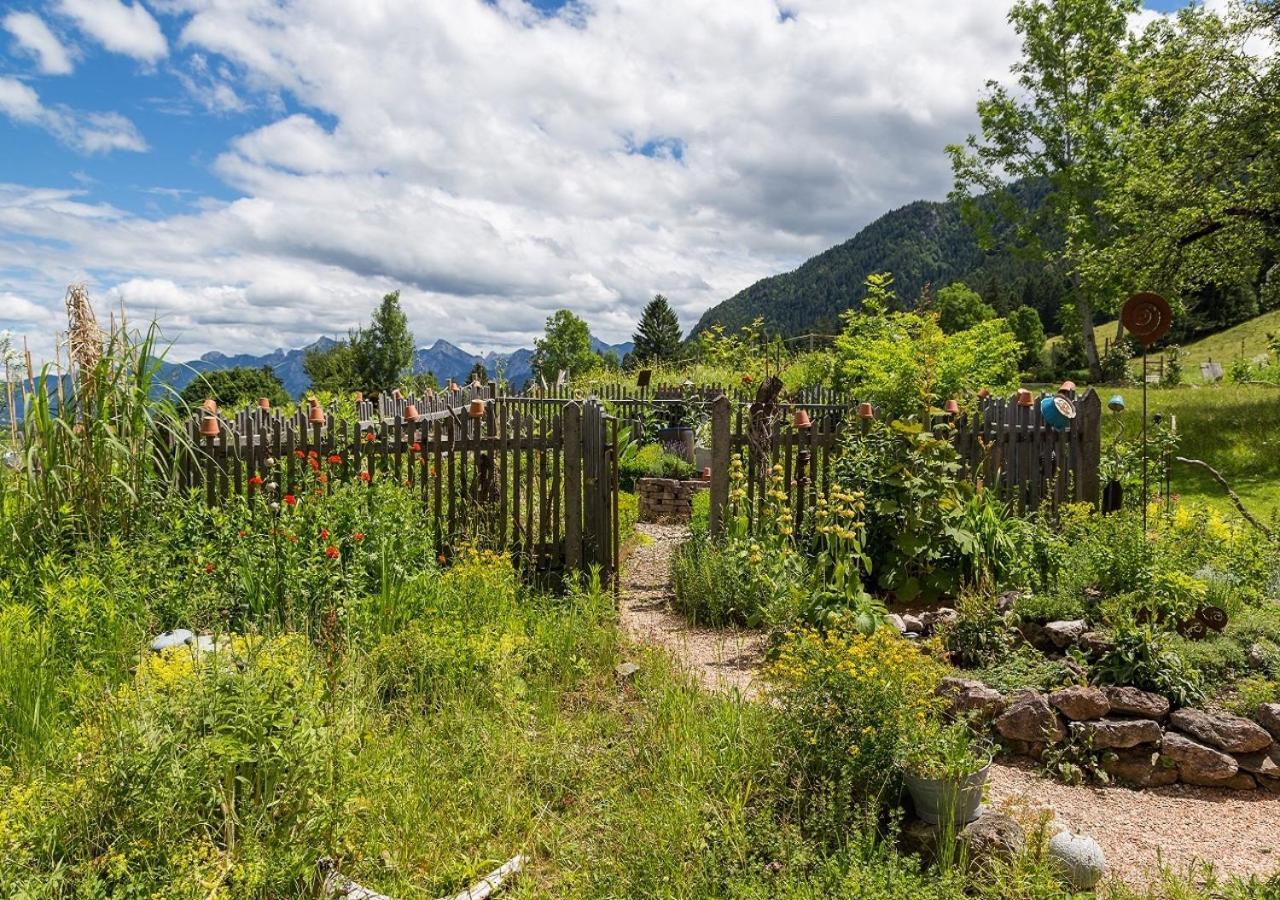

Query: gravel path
[618,522,1280,891]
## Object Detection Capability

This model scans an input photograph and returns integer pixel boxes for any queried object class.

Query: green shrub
[618,443,696,491]
[1091,624,1205,707]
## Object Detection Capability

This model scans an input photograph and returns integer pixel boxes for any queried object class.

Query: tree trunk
[1077,293,1102,381]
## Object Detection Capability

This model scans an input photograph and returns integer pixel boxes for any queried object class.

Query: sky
[0,0,1194,363]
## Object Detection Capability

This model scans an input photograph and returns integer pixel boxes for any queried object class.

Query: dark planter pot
[656,426,695,463]
[1102,479,1124,514]
[903,764,989,826]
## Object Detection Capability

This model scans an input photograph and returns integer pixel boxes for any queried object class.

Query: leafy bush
[941,591,1013,667]
[618,442,696,490]
[1091,624,1204,707]
[767,627,946,820]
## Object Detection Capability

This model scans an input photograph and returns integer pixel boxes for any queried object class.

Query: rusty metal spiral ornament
[1121,292,1173,347]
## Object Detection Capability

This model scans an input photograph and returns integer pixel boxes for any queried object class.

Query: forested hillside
[694,184,1068,337]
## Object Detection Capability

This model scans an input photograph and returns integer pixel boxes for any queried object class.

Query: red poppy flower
[288,534,298,544]
[294,449,305,458]
[353,532,365,542]
[318,473,329,484]
[308,458,320,471]
[363,432,376,443]
[308,450,318,459]
[284,494,297,506]
[411,442,421,453]
[325,545,339,559]
[248,474,264,486]
[238,529,247,538]
[327,454,342,465]
[359,471,371,483]
[437,553,447,564]
[320,528,329,540]
[204,562,214,574]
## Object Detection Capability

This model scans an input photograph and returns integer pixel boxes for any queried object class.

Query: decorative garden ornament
[792,409,812,430]
[199,414,219,437]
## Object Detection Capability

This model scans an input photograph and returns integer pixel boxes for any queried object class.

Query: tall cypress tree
[632,294,683,363]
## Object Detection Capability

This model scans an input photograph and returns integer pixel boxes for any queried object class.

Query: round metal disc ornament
[1121,292,1172,347]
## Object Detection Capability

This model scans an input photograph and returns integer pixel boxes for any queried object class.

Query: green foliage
[834,275,1020,419]
[631,294,683,364]
[353,291,415,393]
[179,365,290,410]
[1006,305,1047,371]
[302,339,359,394]
[618,443,696,491]
[941,591,1014,668]
[1091,623,1205,707]
[934,283,994,334]
[898,718,992,781]
[532,309,599,383]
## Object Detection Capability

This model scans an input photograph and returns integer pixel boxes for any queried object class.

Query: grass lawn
[1100,382,1280,520]
[1175,308,1280,383]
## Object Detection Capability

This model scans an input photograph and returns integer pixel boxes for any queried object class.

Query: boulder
[1044,620,1089,649]
[1070,718,1162,750]
[1233,746,1280,778]
[1078,631,1113,656]
[995,590,1021,614]
[1247,643,1271,671]
[937,677,1007,720]
[1103,685,1170,719]
[614,662,640,682]
[1003,738,1048,760]
[901,614,925,635]
[886,614,907,634]
[1161,732,1239,783]
[995,692,1067,743]
[1256,704,1280,742]
[1170,708,1273,754]
[1189,772,1257,791]
[1050,685,1110,721]
[960,812,1025,867]
[1258,773,1280,794]
[1048,832,1106,891]
[150,628,195,652]
[921,607,958,634]
[1100,748,1178,788]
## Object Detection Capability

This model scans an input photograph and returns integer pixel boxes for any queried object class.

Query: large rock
[1162,732,1239,783]
[1050,685,1110,721]
[1258,773,1280,794]
[1256,704,1280,742]
[1048,832,1106,891]
[901,613,925,634]
[1044,620,1089,649]
[1078,631,1113,656]
[1069,718,1162,750]
[1100,748,1179,788]
[995,691,1067,743]
[960,812,1025,868]
[1233,746,1280,778]
[1170,708,1273,754]
[886,614,907,634]
[937,677,1007,720]
[1103,685,1170,719]
[921,607,958,634]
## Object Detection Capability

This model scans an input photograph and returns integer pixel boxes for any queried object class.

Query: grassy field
[1175,309,1280,382]
[1101,382,1280,521]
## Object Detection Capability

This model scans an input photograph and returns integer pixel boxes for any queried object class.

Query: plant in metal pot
[898,717,993,827]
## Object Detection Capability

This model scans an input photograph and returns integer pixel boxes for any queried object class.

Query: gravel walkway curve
[618,522,1280,890]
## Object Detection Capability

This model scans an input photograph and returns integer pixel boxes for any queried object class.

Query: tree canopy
[934,283,995,334]
[180,366,289,411]
[301,292,415,395]
[532,310,599,384]
[632,294,683,363]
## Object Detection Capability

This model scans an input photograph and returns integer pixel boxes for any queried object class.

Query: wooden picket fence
[707,390,1102,536]
[178,387,619,584]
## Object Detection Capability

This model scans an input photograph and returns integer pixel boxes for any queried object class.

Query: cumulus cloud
[0,76,147,153]
[58,0,167,63]
[3,0,1057,360]
[3,11,75,75]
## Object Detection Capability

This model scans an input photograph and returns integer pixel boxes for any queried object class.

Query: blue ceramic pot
[1041,394,1077,430]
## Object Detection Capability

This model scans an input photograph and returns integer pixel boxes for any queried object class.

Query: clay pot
[977,388,990,400]
[857,402,875,419]
[309,404,326,424]
[1060,380,1077,394]
[201,398,217,414]
[701,466,711,481]
[404,404,419,420]
[257,397,270,410]
[468,398,486,419]
[199,414,219,437]
[793,409,812,430]
[353,391,363,402]
[943,399,960,414]
[1017,389,1035,407]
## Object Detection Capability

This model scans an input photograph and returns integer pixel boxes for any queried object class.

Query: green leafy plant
[1091,623,1205,707]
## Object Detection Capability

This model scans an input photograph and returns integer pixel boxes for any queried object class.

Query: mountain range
[157,336,634,398]
[693,181,1068,338]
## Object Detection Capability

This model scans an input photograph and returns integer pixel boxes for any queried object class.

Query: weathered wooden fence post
[563,401,583,573]
[708,394,730,537]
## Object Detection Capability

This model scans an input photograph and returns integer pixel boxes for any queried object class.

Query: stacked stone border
[637,477,707,523]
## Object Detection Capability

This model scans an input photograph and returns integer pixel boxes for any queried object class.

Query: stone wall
[637,477,707,523]
[939,677,1280,792]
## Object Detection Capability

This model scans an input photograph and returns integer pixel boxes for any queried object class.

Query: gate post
[563,401,583,573]
[708,394,730,538]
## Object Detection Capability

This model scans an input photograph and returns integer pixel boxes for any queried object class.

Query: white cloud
[0,76,147,153]
[58,0,166,63]
[3,11,75,75]
[2,0,1063,360]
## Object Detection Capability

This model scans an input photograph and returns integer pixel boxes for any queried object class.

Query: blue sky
[0,0,1201,360]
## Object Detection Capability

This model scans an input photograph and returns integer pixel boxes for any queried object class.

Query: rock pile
[636,477,707,523]
[952,676,1280,792]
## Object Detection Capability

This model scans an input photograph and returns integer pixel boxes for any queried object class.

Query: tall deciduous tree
[949,0,1139,381]
[532,310,598,384]
[1006,305,1048,371]
[934,283,995,334]
[180,365,290,409]
[632,294,683,363]
[353,291,415,393]
[303,340,359,394]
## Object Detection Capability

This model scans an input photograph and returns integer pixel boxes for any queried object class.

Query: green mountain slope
[694,187,1068,338]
